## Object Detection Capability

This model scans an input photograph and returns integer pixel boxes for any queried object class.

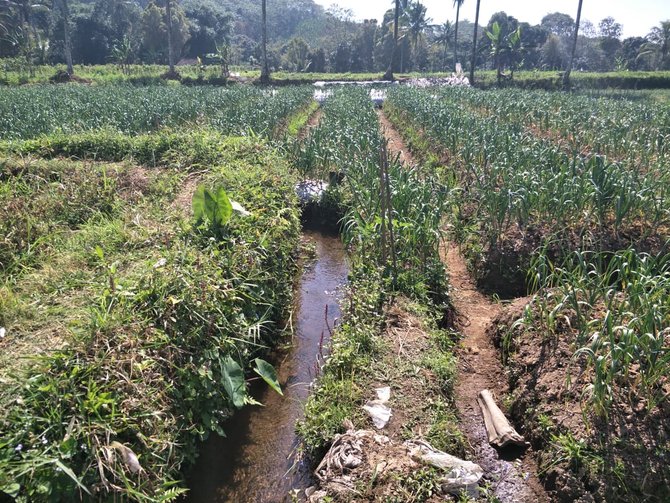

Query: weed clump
[0,135,301,501]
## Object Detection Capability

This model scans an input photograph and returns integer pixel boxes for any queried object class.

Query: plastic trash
[316,423,368,481]
[0,327,5,339]
[363,387,392,429]
[109,441,143,474]
[295,180,328,204]
[477,389,529,448]
[406,439,483,496]
[231,200,251,217]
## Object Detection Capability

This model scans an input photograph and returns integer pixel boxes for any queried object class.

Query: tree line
[1,0,669,81]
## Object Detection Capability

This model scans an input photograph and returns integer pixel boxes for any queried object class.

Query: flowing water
[186,230,348,503]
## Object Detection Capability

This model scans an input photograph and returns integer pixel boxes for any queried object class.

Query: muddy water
[186,230,348,503]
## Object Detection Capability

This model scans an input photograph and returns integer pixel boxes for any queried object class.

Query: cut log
[477,389,529,448]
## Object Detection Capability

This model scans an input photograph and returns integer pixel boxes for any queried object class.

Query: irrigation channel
[186,229,349,502]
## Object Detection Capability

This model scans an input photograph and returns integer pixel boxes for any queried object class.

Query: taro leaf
[192,185,208,223]
[253,358,283,396]
[214,187,233,226]
[192,185,233,227]
[221,356,247,408]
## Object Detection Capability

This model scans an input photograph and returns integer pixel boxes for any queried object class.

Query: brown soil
[378,110,549,502]
[444,245,548,502]
[172,174,200,215]
[377,110,414,166]
[49,71,92,84]
[313,299,468,502]
[466,220,670,299]
[116,165,152,201]
[298,108,324,142]
[490,302,670,502]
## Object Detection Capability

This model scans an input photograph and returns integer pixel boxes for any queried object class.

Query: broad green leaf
[192,185,208,223]
[221,356,246,408]
[192,185,233,227]
[214,187,233,226]
[253,358,283,396]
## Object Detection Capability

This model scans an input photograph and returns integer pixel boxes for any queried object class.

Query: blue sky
[312,0,670,38]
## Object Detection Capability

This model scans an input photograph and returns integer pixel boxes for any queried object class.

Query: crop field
[385,86,670,501]
[386,87,670,292]
[0,86,310,501]
[0,80,668,503]
[0,85,312,140]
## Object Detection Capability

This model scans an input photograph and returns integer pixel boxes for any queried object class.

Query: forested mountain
[1,0,669,74]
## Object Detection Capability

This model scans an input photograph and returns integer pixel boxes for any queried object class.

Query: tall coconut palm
[58,0,74,75]
[260,0,270,84]
[646,21,670,69]
[453,0,464,68]
[2,0,48,75]
[435,20,453,70]
[165,0,174,73]
[399,0,409,73]
[469,0,481,84]
[406,1,430,69]
[563,0,583,89]
[383,0,401,80]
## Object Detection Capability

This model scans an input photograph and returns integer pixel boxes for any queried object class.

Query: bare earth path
[378,109,549,502]
[298,107,323,142]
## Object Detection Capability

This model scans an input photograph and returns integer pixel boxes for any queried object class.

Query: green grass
[475,70,670,89]
[0,134,302,502]
[284,99,320,138]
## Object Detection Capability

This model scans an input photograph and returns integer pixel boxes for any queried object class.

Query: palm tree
[383,0,401,80]
[469,0,481,84]
[58,0,74,75]
[260,0,270,84]
[646,21,670,69]
[486,22,521,84]
[453,0,464,69]
[399,0,409,73]
[406,1,430,69]
[563,0,583,89]
[165,0,174,74]
[3,0,51,75]
[435,21,453,70]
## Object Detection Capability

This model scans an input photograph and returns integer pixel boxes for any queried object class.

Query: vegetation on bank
[3,62,670,89]
[293,88,462,496]
[384,85,670,501]
[0,134,301,502]
[0,72,315,503]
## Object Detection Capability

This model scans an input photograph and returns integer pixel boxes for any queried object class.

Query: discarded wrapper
[363,386,392,429]
[231,200,251,217]
[406,439,483,497]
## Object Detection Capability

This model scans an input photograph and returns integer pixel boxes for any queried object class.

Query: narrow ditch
[377,108,549,502]
[185,228,348,502]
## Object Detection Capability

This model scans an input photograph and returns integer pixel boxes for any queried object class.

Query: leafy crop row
[296,88,454,451]
[385,86,670,417]
[0,85,312,140]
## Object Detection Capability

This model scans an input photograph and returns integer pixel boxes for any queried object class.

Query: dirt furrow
[298,107,324,141]
[378,108,549,503]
